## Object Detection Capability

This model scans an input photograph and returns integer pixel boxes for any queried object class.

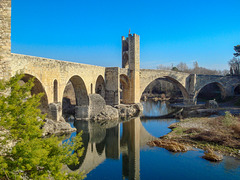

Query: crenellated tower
[121,32,140,103]
[0,0,11,79]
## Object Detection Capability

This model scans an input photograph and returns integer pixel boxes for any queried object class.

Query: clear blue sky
[11,0,240,70]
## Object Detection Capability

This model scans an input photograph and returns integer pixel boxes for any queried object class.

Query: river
[63,100,240,180]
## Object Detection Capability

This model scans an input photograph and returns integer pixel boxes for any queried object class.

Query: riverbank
[161,112,240,159]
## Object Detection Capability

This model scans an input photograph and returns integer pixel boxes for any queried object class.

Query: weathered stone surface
[48,102,62,121]
[92,105,119,121]
[0,0,11,80]
[89,94,106,117]
[205,100,218,109]
[42,117,76,136]
[114,103,143,119]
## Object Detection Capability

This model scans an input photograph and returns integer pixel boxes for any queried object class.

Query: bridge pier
[75,105,90,120]
[48,103,62,121]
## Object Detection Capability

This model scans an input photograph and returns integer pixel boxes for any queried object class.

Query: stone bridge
[1,0,240,120]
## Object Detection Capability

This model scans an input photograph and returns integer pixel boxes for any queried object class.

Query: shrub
[0,74,84,179]
[222,111,237,127]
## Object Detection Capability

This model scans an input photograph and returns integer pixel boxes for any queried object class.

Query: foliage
[0,74,84,179]
[171,67,179,71]
[222,111,237,127]
[234,45,240,57]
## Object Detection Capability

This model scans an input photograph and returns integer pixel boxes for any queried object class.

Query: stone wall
[0,0,11,80]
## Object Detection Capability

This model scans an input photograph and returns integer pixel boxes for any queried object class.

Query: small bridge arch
[120,74,131,104]
[194,81,226,101]
[95,75,105,98]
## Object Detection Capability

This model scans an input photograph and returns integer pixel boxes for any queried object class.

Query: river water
[63,101,240,180]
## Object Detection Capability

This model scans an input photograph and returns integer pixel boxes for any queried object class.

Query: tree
[234,45,240,57]
[229,57,240,75]
[176,62,188,72]
[0,74,84,179]
[171,67,179,71]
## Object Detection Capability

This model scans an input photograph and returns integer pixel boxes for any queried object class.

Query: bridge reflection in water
[62,117,155,180]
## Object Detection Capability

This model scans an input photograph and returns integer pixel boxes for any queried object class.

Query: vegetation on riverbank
[162,112,240,158]
[0,74,84,179]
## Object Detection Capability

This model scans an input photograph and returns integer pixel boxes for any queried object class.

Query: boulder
[92,105,119,121]
[114,103,143,119]
[42,117,76,136]
[205,100,218,109]
[89,94,106,118]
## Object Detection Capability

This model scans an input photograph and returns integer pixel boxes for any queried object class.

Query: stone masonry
[0,0,11,80]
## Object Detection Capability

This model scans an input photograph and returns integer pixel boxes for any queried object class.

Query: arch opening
[234,85,240,95]
[141,76,189,103]
[120,74,130,104]
[62,75,89,117]
[21,74,48,114]
[95,75,105,99]
[196,82,226,102]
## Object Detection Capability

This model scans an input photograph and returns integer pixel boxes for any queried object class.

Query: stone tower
[0,0,11,80]
[122,33,140,103]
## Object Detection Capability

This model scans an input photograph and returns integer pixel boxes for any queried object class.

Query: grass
[163,113,240,158]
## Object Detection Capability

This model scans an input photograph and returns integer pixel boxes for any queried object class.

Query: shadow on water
[62,100,240,180]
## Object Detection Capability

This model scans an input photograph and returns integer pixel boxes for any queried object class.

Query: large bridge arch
[62,75,89,107]
[140,76,190,101]
[194,81,226,101]
[21,74,49,114]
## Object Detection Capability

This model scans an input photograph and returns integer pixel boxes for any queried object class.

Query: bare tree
[156,64,171,70]
[229,57,240,75]
[176,62,188,72]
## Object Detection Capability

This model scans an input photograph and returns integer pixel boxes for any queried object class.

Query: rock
[202,147,223,162]
[42,118,76,136]
[114,103,143,120]
[89,94,106,118]
[205,100,219,109]
[92,105,119,121]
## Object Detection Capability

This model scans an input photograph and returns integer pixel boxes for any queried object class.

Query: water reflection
[142,100,175,117]
[62,101,240,179]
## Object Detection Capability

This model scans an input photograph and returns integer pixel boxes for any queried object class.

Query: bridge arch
[233,84,240,95]
[65,75,89,106]
[120,74,130,104]
[95,75,105,98]
[140,76,190,101]
[194,81,226,101]
[21,74,49,114]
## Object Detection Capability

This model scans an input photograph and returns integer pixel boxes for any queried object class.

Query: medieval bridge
[1,0,240,120]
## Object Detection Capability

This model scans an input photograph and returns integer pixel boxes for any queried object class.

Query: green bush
[222,111,237,127]
[0,74,84,179]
